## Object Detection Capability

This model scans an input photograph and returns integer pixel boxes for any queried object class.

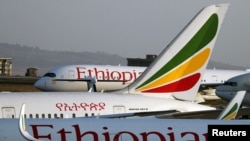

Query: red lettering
[121,72,133,84]
[167,127,175,141]
[56,103,63,111]
[56,102,106,112]
[102,127,110,141]
[76,67,86,79]
[132,70,138,80]
[64,103,73,111]
[89,103,98,111]
[30,124,53,140]
[80,103,88,111]
[98,102,106,110]
[76,67,143,86]
[105,69,110,80]
[57,128,72,141]
[202,133,208,141]
[72,103,80,111]
[28,125,208,141]
[88,69,93,77]
[110,71,121,80]
[181,132,200,141]
[73,124,98,141]
[94,68,106,80]
[140,132,166,141]
[114,131,139,141]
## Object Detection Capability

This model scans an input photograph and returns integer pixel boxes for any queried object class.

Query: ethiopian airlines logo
[136,14,219,93]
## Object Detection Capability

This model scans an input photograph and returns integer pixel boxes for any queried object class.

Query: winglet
[217,90,246,120]
[19,103,41,141]
[117,3,230,102]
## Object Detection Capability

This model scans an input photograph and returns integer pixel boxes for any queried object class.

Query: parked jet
[34,65,249,94]
[0,86,248,141]
[34,65,249,101]
[216,73,250,107]
[0,3,228,119]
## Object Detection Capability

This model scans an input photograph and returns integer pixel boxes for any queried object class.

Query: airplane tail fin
[117,3,229,101]
[217,90,246,120]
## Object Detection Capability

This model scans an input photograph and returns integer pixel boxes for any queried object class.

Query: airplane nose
[215,88,222,97]
[215,86,225,97]
[34,78,46,91]
[215,86,235,101]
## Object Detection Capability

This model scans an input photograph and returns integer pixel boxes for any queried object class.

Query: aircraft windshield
[223,81,237,86]
[43,73,56,78]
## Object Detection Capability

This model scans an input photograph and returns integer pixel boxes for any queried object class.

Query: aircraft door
[113,105,126,114]
[211,75,218,83]
[68,70,75,79]
[1,107,15,118]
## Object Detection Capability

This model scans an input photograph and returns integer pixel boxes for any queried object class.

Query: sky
[0,0,250,68]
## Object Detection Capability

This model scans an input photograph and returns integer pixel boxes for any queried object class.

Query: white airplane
[216,73,250,107]
[0,89,248,141]
[34,64,249,94]
[0,3,228,119]
[34,65,249,101]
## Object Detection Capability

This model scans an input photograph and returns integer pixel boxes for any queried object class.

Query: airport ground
[0,76,40,92]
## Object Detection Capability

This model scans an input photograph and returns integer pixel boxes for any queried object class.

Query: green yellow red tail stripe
[135,14,219,93]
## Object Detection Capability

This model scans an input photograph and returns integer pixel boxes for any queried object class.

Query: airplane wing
[91,108,250,119]
[95,91,249,119]
[155,108,250,119]
[157,91,249,119]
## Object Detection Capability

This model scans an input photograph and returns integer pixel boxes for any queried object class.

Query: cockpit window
[43,73,56,78]
[223,81,237,86]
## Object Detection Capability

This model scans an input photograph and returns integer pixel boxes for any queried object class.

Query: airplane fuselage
[35,65,145,92]
[34,65,249,92]
[0,118,248,141]
[0,92,215,119]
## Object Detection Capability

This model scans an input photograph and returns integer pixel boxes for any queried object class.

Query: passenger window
[42,114,45,118]
[48,114,51,118]
[29,114,33,119]
[72,113,76,118]
[35,114,39,118]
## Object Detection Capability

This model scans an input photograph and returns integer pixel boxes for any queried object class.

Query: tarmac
[0,76,40,92]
